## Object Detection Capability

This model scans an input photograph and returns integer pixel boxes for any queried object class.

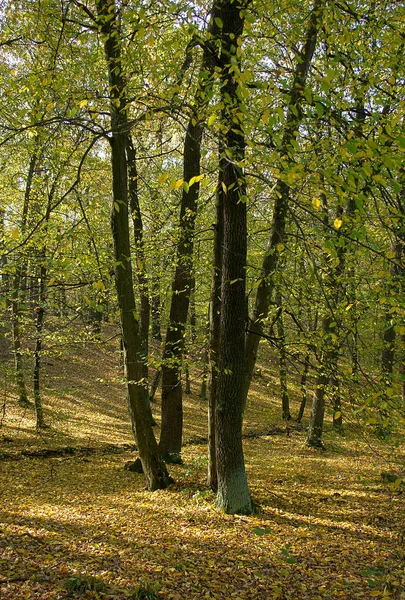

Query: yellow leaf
[79,99,88,108]
[208,114,216,127]
[158,172,169,184]
[334,218,342,229]
[189,174,205,187]
[334,411,341,420]
[252,279,263,289]
[276,243,284,253]
[312,197,321,210]
[174,179,183,190]
[11,228,20,239]
[114,202,120,212]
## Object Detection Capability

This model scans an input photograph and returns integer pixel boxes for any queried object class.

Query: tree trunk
[151,280,162,341]
[244,0,324,405]
[159,12,218,457]
[159,117,203,457]
[96,0,170,490]
[208,180,224,491]
[214,0,252,515]
[307,370,327,448]
[276,292,291,420]
[32,182,55,431]
[11,150,38,407]
[297,349,310,423]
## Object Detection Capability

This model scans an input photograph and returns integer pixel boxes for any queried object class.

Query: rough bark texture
[244,0,324,406]
[159,9,219,457]
[96,0,170,491]
[159,118,203,457]
[214,0,252,515]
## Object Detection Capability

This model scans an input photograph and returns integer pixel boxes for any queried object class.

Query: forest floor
[0,324,404,600]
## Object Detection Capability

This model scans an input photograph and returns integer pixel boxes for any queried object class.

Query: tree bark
[159,117,204,457]
[159,11,219,458]
[297,348,310,423]
[208,180,224,491]
[11,151,38,407]
[214,0,253,515]
[96,0,170,490]
[276,292,291,420]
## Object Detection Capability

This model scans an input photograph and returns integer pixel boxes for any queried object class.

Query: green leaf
[252,526,270,536]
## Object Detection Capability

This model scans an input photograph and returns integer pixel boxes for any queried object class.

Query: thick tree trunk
[96,0,170,490]
[307,370,327,448]
[243,0,324,405]
[214,0,252,515]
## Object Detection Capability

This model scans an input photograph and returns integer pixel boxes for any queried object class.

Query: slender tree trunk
[276,292,291,420]
[208,181,224,491]
[33,301,45,430]
[11,292,29,407]
[159,14,218,457]
[0,208,8,308]
[12,151,38,407]
[297,348,310,423]
[307,370,327,449]
[151,280,162,341]
[401,333,405,404]
[159,117,204,458]
[244,0,324,405]
[32,183,55,431]
[96,0,170,490]
[127,135,154,424]
[149,368,161,403]
[127,135,150,374]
